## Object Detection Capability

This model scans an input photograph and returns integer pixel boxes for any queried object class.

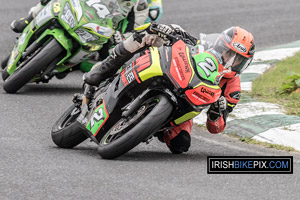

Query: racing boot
[83,42,134,86]
[10,2,44,33]
[81,42,134,107]
[10,13,34,33]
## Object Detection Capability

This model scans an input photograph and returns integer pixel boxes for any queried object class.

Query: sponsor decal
[233,42,247,53]
[192,91,210,103]
[126,71,135,84]
[178,52,190,73]
[165,48,169,62]
[86,102,109,136]
[71,0,83,21]
[82,23,114,37]
[173,57,185,81]
[201,87,215,97]
[230,91,241,100]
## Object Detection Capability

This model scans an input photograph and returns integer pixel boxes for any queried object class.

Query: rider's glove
[112,31,126,45]
[207,96,227,121]
[150,23,174,41]
[169,24,198,46]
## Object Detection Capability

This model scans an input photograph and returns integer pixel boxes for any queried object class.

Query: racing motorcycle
[2,0,132,93]
[51,28,223,159]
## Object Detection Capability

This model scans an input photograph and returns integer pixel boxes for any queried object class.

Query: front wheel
[51,104,88,148]
[3,39,64,93]
[97,94,173,159]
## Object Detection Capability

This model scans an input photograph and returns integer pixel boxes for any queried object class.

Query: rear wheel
[51,104,88,148]
[98,94,173,159]
[3,39,64,93]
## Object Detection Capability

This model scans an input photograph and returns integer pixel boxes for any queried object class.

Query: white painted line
[227,102,285,121]
[193,102,285,126]
[243,63,271,74]
[254,48,300,61]
[253,123,300,151]
[241,82,252,91]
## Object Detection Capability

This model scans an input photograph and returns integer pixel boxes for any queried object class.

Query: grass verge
[251,51,300,115]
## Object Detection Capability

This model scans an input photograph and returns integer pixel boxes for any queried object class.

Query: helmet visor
[231,55,253,75]
[221,47,252,75]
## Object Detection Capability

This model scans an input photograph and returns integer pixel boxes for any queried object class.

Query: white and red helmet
[213,27,255,78]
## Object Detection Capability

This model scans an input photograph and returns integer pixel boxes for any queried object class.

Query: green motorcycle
[2,0,132,93]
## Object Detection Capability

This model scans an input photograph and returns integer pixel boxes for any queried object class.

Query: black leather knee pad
[169,130,191,154]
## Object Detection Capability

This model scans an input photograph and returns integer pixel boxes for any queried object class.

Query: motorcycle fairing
[169,40,195,89]
[86,100,109,136]
[185,82,221,105]
[137,47,163,81]
[6,0,120,76]
[120,47,163,86]
[81,40,223,137]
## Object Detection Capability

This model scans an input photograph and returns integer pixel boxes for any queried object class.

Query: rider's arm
[83,23,171,86]
[206,76,241,133]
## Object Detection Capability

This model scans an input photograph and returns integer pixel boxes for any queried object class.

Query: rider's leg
[158,120,193,154]
[10,0,50,33]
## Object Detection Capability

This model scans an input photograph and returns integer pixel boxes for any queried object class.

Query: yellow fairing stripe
[193,82,220,90]
[138,47,163,81]
[134,23,151,31]
[186,46,195,84]
[174,111,201,125]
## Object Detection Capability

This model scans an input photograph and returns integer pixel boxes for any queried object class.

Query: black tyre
[51,104,88,148]
[1,54,9,69]
[98,94,173,159]
[3,39,64,93]
[2,68,9,81]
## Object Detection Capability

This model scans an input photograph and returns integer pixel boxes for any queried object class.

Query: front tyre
[51,104,88,148]
[98,94,173,159]
[3,39,64,93]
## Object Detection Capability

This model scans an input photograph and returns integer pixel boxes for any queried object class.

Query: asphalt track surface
[1,0,300,199]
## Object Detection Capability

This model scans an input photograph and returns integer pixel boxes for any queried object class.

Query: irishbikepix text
[207,156,293,174]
